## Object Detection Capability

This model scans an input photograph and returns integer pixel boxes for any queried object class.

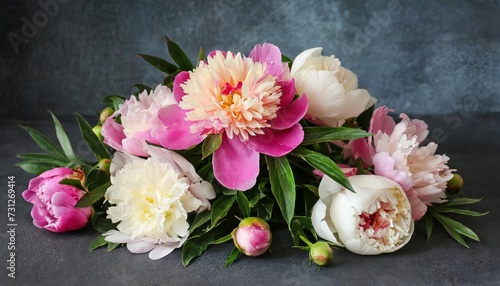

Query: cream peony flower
[311,175,414,255]
[103,147,215,260]
[291,47,376,127]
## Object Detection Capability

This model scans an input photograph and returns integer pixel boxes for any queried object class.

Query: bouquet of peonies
[18,37,486,266]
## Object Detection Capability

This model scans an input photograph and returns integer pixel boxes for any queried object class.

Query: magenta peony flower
[22,167,92,232]
[101,84,199,157]
[232,217,272,257]
[343,106,453,220]
[160,44,308,191]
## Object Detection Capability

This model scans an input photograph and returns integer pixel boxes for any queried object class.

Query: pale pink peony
[101,84,201,157]
[160,44,308,191]
[344,106,453,220]
[22,168,92,232]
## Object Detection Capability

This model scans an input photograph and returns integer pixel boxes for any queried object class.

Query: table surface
[1,113,499,286]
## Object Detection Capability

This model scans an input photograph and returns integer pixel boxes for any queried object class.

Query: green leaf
[301,127,371,145]
[165,36,194,71]
[189,210,211,234]
[445,197,483,207]
[75,113,111,160]
[90,235,108,251]
[438,208,489,217]
[182,224,228,266]
[101,95,125,111]
[265,156,295,227]
[59,178,85,191]
[436,218,469,248]
[17,153,68,166]
[75,181,111,207]
[291,147,353,192]
[15,161,59,175]
[236,191,251,218]
[50,112,77,163]
[138,54,178,74]
[303,184,319,197]
[424,214,434,243]
[210,233,233,245]
[19,125,66,159]
[91,213,118,233]
[224,247,241,267]
[201,133,222,159]
[197,46,205,63]
[435,214,481,243]
[210,194,236,229]
[107,242,120,252]
[257,196,274,221]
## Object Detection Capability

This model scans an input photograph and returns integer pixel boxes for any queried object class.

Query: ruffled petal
[245,123,303,157]
[268,94,308,130]
[157,105,205,150]
[173,71,190,103]
[311,200,343,246]
[248,43,283,78]
[290,47,323,76]
[52,210,90,232]
[213,134,259,191]
[101,114,126,151]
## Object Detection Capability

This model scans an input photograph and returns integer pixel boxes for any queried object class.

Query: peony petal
[103,230,133,244]
[52,210,90,232]
[173,71,190,103]
[101,114,126,151]
[121,137,148,157]
[245,123,303,157]
[157,105,205,150]
[290,47,323,76]
[268,94,308,130]
[277,77,296,107]
[213,134,259,191]
[248,43,283,78]
[148,244,177,260]
[311,200,343,246]
[373,153,413,191]
[127,241,156,254]
[370,106,395,135]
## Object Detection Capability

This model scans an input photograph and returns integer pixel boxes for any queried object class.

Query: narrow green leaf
[182,224,227,266]
[439,208,489,217]
[90,235,108,251]
[210,194,236,229]
[75,181,111,207]
[75,113,111,160]
[224,247,241,267]
[302,127,371,145]
[138,54,178,74]
[101,95,125,111]
[91,213,118,233]
[59,178,85,191]
[236,191,251,218]
[201,133,222,159]
[165,36,194,71]
[50,112,77,163]
[291,147,353,192]
[424,214,434,243]
[107,242,120,252]
[17,153,68,166]
[257,196,274,221]
[435,214,480,242]
[303,184,319,197]
[16,161,58,175]
[210,233,233,245]
[437,218,469,248]
[197,46,205,64]
[265,156,295,227]
[19,125,66,159]
[189,210,211,233]
[445,197,483,207]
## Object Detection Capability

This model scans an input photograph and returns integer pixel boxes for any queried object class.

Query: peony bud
[98,158,111,175]
[232,217,272,257]
[99,107,114,123]
[92,125,104,141]
[447,173,464,194]
[309,241,333,266]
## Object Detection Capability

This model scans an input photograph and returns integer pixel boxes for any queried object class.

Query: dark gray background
[1,0,499,121]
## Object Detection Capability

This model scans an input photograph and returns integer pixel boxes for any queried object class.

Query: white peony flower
[103,146,215,260]
[311,175,414,255]
[291,47,376,127]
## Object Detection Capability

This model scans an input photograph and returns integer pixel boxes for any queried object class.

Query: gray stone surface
[1,113,499,285]
[1,0,500,120]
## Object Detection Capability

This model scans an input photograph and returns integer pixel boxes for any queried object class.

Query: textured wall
[1,0,499,120]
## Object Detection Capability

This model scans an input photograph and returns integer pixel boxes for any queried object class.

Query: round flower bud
[447,173,464,194]
[309,241,333,266]
[232,217,272,257]
[98,158,111,175]
[92,125,104,141]
[99,107,114,124]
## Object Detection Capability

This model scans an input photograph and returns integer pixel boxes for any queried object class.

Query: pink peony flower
[160,44,308,191]
[232,217,272,257]
[343,106,453,220]
[101,84,201,157]
[22,167,92,232]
